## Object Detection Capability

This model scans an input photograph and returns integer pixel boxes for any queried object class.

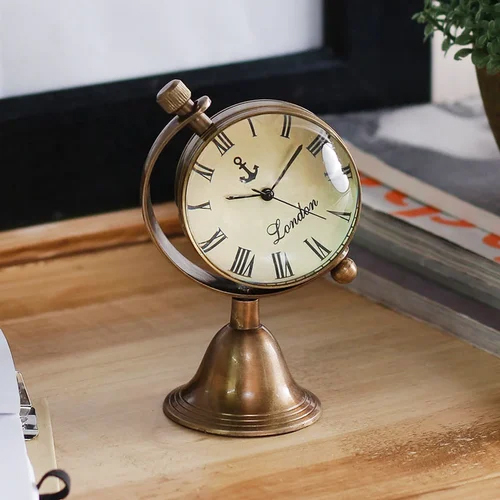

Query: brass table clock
[141,80,361,437]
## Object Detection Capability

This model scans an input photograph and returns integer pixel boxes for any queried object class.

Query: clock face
[181,110,360,288]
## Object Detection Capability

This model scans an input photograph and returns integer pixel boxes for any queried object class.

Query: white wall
[432,32,480,103]
[0,1,480,104]
[0,0,322,99]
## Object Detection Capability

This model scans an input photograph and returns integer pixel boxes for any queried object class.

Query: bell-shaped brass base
[164,298,321,437]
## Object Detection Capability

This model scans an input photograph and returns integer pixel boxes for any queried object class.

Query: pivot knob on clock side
[331,256,358,284]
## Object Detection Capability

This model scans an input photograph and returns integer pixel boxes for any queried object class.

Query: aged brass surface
[156,79,213,135]
[163,298,321,436]
[141,83,360,295]
[331,257,358,284]
[141,80,358,436]
[141,92,282,298]
[157,79,192,114]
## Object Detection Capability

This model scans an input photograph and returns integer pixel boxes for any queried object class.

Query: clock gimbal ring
[140,93,283,298]
[141,80,355,298]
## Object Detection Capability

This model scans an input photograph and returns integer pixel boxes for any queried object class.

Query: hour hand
[225,193,261,200]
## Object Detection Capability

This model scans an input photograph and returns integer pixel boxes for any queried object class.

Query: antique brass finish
[157,79,192,114]
[331,257,358,284]
[141,92,361,294]
[156,79,213,135]
[163,298,321,437]
[141,79,360,437]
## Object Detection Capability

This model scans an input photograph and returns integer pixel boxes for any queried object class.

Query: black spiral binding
[37,469,71,500]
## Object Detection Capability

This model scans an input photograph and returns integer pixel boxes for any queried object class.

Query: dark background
[0,0,430,230]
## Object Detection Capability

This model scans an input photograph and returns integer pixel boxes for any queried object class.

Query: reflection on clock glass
[183,112,360,288]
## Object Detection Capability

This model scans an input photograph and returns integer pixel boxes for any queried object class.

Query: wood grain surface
[0,202,181,269]
[1,231,500,499]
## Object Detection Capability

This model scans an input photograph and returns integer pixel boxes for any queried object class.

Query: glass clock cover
[182,111,360,288]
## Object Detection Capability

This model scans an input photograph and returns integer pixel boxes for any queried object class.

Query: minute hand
[271,144,303,190]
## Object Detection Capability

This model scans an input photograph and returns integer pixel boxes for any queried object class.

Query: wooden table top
[2,205,500,499]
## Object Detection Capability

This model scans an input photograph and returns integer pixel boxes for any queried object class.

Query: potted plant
[414,0,500,150]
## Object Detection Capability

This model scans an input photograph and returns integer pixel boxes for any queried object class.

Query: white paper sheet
[0,330,39,499]
[0,415,38,500]
[0,333,20,415]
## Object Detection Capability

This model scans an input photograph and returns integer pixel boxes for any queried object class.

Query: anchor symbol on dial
[234,156,259,184]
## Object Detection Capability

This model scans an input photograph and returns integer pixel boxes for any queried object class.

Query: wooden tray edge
[0,203,181,268]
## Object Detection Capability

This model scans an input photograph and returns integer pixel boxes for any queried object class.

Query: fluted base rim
[164,386,321,437]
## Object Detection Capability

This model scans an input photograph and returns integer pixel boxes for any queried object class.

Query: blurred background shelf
[0,0,429,230]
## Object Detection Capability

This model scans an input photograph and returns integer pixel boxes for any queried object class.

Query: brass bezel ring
[175,101,362,290]
[141,98,358,297]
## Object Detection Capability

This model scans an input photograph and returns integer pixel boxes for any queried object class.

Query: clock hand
[225,193,261,200]
[251,189,326,220]
[270,144,303,191]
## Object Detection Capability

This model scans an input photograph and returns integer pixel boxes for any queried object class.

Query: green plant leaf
[454,48,473,59]
[477,34,488,47]
[486,58,500,74]
[442,37,452,52]
[464,16,476,29]
[412,0,500,52]
[424,23,434,37]
[472,48,490,67]
[479,19,490,30]
[488,40,500,55]
[456,31,473,44]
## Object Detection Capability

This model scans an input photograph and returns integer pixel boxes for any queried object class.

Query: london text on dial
[267,199,319,245]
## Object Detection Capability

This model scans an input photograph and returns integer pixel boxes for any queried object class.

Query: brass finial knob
[157,80,192,114]
[331,258,357,284]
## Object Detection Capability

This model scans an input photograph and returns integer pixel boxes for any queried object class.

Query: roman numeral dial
[213,132,234,156]
[188,201,211,211]
[193,162,214,182]
[307,134,329,157]
[199,228,227,253]
[327,210,351,222]
[230,247,255,277]
[342,165,353,178]
[304,237,331,260]
[271,251,294,279]
[183,111,359,288]
[324,164,353,182]
[280,115,292,138]
[247,118,257,137]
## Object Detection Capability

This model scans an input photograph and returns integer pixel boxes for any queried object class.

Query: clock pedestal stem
[163,297,321,436]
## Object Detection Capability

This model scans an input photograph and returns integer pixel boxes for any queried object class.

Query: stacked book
[323,98,500,356]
